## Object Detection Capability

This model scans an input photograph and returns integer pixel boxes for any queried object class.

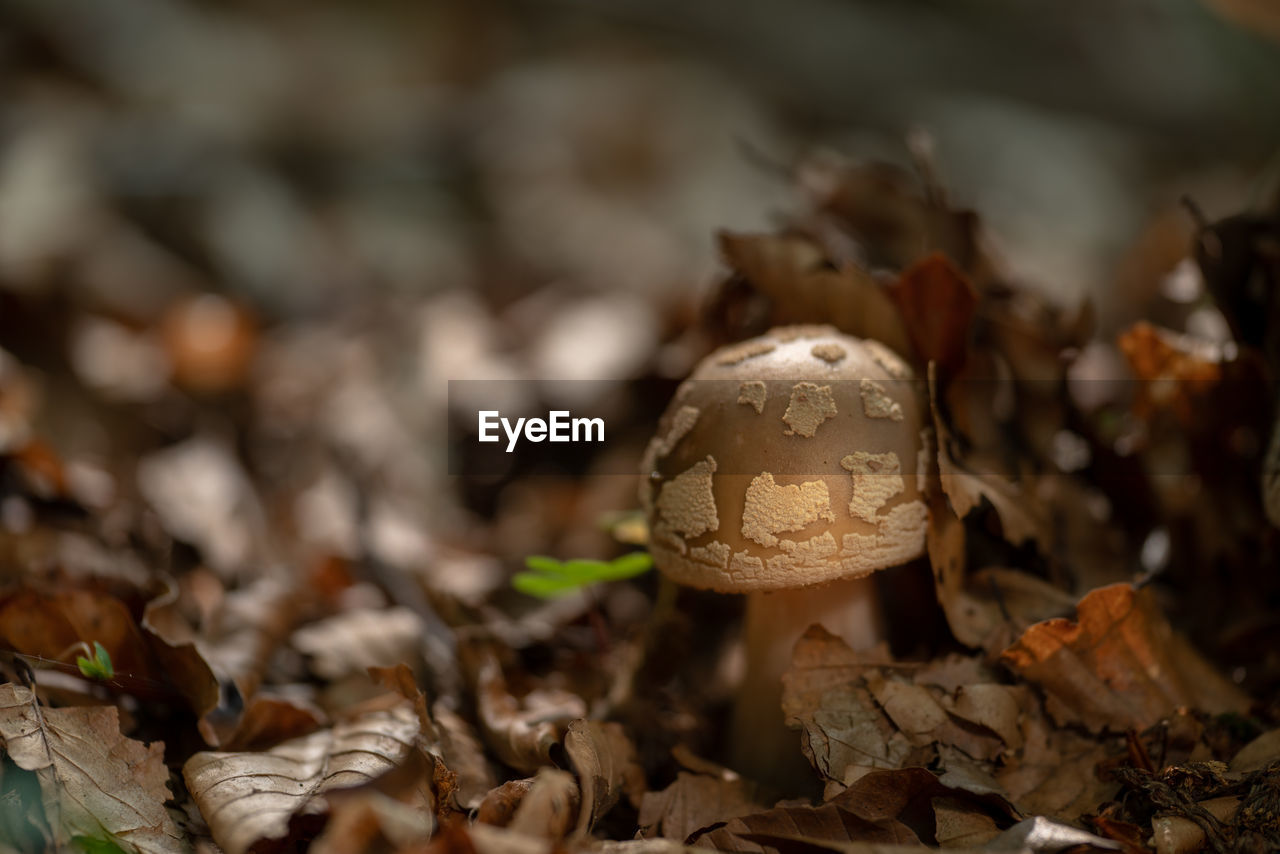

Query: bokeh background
[2,0,1280,566]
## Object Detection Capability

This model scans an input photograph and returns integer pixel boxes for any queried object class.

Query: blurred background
[2,0,1280,568]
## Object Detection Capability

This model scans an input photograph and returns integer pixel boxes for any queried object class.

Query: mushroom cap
[640,325,929,592]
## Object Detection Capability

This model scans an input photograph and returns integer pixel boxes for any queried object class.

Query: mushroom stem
[729,573,884,789]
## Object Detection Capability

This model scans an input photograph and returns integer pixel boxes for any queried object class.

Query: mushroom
[639,325,930,786]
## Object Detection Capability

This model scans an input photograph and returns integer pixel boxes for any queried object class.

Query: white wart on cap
[640,325,930,592]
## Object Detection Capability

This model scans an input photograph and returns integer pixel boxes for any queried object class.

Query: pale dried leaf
[1230,729,1280,772]
[293,607,424,680]
[565,719,646,835]
[1000,584,1249,733]
[994,717,1114,822]
[184,702,419,854]
[993,816,1121,852]
[945,685,1024,752]
[0,682,182,854]
[136,437,267,577]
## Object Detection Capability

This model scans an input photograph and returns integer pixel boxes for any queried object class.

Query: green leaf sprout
[75,642,114,681]
[513,552,654,599]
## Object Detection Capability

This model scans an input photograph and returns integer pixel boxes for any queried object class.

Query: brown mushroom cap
[641,325,929,592]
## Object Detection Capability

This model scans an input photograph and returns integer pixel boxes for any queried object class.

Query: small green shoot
[75,642,114,681]
[513,552,654,599]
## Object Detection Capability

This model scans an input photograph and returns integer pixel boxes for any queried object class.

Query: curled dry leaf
[1000,584,1249,733]
[638,772,763,843]
[425,823,557,854]
[311,791,433,854]
[0,682,182,854]
[433,700,496,810]
[717,231,914,358]
[565,719,646,835]
[310,746,440,854]
[465,642,583,773]
[370,662,496,818]
[926,491,1075,652]
[184,702,420,854]
[198,577,304,746]
[508,767,581,840]
[0,581,219,715]
[929,363,1047,548]
[478,777,536,827]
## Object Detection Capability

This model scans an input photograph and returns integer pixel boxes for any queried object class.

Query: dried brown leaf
[925,493,1074,652]
[804,157,986,278]
[638,772,764,843]
[695,767,1015,852]
[1000,584,1249,733]
[994,713,1115,822]
[932,797,1001,848]
[565,719,646,835]
[0,581,219,715]
[928,363,1047,548]
[889,253,977,374]
[784,627,1014,787]
[184,702,419,854]
[782,626,909,783]
[198,577,302,746]
[219,690,325,752]
[717,231,914,358]
[311,791,433,854]
[433,700,496,810]
[464,643,581,773]
[0,682,182,853]
[423,822,554,854]
[695,803,921,851]
[311,745,440,854]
